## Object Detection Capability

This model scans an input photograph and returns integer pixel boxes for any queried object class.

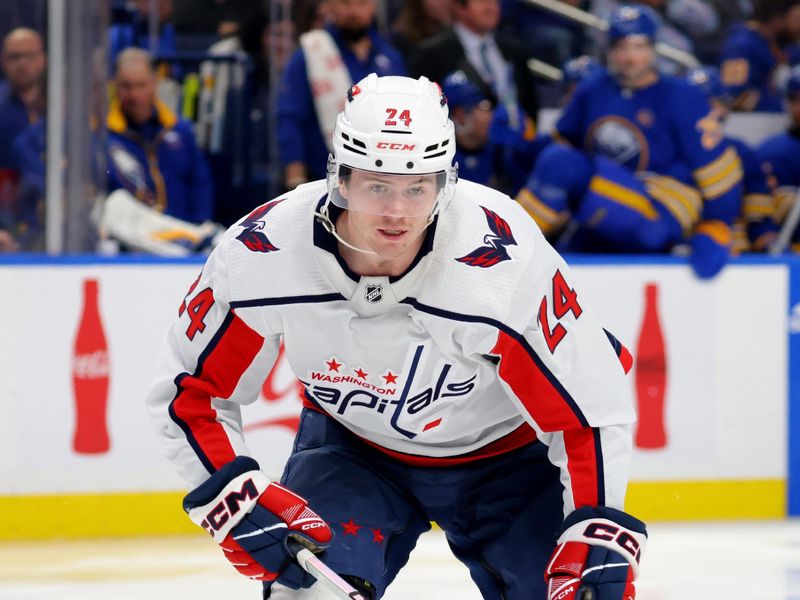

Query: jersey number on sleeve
[538,270,583,353]
[180,286,216,341]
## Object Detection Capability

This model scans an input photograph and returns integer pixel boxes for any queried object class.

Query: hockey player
[685,66,779,252]
[757,64,800,251]
[147,73,647,600]
[516,4,743,279]
[718,0,800,112]
[439,69,539,195]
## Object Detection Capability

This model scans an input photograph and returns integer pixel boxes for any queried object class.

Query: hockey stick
[769,187,800,255]
[521,0,700,70]
[289,541,367,600]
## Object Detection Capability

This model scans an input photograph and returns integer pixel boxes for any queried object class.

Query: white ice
[2,520,800,599]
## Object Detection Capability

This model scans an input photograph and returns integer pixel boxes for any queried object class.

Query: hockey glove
[689,220,732,279]
[183,456,333,588]
[545,506,647,600]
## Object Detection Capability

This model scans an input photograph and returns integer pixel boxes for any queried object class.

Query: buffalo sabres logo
[365,284,383,303]
[236,199,284,252]
[456,206,516,268]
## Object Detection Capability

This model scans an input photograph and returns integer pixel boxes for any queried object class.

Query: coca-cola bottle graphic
[72,278,111,454]
[634,283,668,449]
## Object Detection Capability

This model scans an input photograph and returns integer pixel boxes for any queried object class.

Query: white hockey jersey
[147,179,636,515]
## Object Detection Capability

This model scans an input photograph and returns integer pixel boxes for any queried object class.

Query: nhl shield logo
[365,284,383,303]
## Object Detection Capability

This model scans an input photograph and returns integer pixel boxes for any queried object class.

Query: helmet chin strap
[314,205,379,256]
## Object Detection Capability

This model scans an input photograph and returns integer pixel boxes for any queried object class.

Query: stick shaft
[294,548,367,600]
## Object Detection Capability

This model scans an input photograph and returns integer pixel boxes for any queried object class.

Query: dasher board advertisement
[0,256,794,530]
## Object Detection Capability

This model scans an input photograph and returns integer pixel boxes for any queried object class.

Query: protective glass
[327,162,455,219]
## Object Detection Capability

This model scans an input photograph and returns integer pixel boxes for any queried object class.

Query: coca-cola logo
[73,351,110,379]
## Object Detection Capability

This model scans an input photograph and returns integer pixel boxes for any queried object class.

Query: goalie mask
[318,74,458,253]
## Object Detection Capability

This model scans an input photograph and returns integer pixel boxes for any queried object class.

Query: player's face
[452,101,493,151]
[338,170,439,258]
[116,61,157,125]
[608,37,656,87]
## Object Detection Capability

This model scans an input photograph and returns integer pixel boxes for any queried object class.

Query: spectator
[409,0,539,128]
[686,66,779,252]
[719,0,800,111]
[516,4,743,279]
[441,69,539,194]
[390,0,451,62]
[0,27,46,252]
[109,0,177,68]
[276,0,407,189]
[757,64,800,251]
[106,48,213,224]
[591,0,709,74]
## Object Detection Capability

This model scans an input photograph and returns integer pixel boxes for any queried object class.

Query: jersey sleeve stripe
[491,329,589,430]
[168,310,266,474]
[563,427,605,507]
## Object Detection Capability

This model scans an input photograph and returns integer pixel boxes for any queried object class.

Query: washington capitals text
[303,346,477,439]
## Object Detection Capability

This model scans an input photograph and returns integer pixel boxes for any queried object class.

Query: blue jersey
[719,23,783,112]
[729,137,777,250]
[555,71,742,225]
[758,129,800,248]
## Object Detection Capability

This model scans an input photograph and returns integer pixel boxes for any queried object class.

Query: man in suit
[408,0,539,126]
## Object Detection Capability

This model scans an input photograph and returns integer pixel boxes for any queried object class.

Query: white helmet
[320,74,459,248]
[332,73,456,175]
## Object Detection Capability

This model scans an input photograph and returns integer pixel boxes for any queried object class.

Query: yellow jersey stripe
[588,176,659,220]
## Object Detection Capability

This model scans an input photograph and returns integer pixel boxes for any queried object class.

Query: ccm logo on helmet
[376,142,416,151]
[199,478,259,536]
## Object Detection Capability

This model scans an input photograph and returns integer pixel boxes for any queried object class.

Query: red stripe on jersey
[563,427,600,508]
[301,398,538,466]
[172,311,265,472]
[490,330,585,431]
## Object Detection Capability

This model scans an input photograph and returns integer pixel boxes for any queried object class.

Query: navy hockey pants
[265,408,564,599]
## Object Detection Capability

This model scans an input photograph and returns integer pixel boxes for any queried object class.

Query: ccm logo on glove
[188,470,271,543]
[583,523,642,562]
[197,475,263,535]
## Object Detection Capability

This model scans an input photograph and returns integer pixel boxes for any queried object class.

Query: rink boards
[0,254,798,539]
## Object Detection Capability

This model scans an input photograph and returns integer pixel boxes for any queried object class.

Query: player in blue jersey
[148,73,648,600]
[439,70,539,195]
[516,4,743,279]
[719,0,800,112]
[685,66,780,252]
[758,64,800,251]
[561,54,604,106]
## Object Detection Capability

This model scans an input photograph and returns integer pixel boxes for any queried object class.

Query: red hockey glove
[545,506,647,600]
[183,456,333,588]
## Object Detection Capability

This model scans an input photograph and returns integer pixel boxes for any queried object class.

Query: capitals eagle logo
[455,206,516,267]
[236,198,285,252]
